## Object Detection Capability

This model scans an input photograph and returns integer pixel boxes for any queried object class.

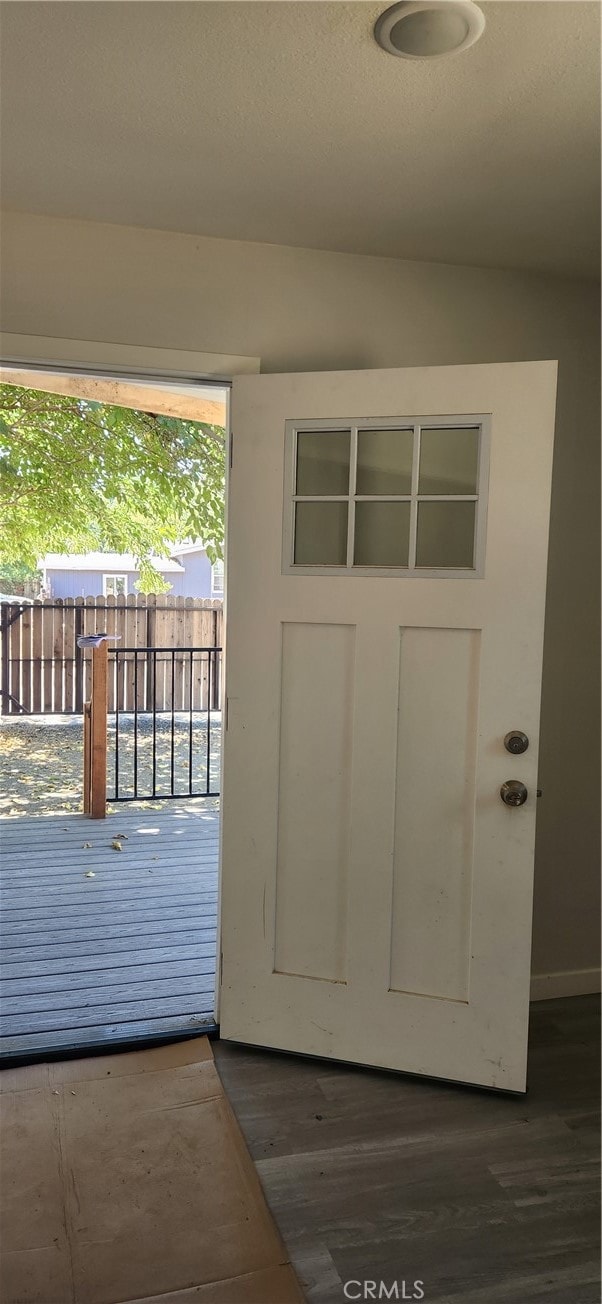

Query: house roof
[169,542,207,559]
[40,553,185,574]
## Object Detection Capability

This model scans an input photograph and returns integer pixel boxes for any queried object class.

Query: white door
[219,362,557,1092]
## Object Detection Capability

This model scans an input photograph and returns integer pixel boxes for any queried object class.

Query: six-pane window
[289,420,485,574]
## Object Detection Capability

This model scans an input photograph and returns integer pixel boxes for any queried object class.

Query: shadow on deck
[0,802,219,1062]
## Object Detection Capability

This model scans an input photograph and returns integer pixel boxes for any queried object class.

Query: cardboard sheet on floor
[0,1038,304,1304]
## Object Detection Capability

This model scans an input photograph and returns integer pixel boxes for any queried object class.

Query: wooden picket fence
[0,596,223,716]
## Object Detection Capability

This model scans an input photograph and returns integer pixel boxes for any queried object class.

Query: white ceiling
[1,1,599,278]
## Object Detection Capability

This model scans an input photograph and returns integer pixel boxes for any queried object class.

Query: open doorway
[2,354,562,1092]
[0,365,230,1061]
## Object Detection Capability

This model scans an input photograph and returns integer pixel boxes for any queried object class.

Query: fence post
[88,641,108,819]
[0,606,10,717]
[145,595,156,711]
[74,601,84,712]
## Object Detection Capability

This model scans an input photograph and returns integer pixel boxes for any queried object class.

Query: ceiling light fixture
[374,0,485,60]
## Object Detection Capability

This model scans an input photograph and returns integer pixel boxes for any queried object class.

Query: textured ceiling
[0,1,599,277]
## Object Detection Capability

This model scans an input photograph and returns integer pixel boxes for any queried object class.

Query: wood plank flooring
[0,803,219,1060]
[214,995,601,1303]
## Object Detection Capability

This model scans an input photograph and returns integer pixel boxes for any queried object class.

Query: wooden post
[89,641,108,819]
[74,602,84,712]
[0,606,9,717]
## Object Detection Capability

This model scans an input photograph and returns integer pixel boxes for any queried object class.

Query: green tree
[0,559,40,593]
[134,572,172,596]
[0,385,225,591]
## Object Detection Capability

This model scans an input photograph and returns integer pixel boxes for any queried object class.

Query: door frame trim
[0,332,260,383]
[1,333,252,1032]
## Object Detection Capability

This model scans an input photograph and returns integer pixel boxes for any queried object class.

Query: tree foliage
[0,385,225,590]
[134,571,172,596]
[0,559,40,591]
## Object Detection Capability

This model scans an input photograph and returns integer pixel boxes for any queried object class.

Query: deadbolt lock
[500,780,528,807]
[504,730,529,755]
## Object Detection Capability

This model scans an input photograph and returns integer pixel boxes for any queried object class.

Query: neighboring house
[39,552,185,599]
[39,547,223,599]
[169,543,224,600]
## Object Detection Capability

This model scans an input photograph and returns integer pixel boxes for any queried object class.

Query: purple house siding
[162,572,185,597]
[48,569,107,598]
[176,551,213,597]
[46,569,190,598]
[42,549,215,599]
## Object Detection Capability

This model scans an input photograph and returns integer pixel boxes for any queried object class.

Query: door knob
[504,730,529,755]
[500,780,528,807]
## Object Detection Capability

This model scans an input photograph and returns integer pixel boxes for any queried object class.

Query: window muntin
[418,426,479,496]
[356,427,413,496]
[294,501,348,566]
[287,417,488,577]
[296,430,350,496]
[416,500,476,569]
[354,501,411,567]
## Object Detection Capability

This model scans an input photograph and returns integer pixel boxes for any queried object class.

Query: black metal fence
[110,646,222,803]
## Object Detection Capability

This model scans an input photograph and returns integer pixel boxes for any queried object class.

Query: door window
[286,417,489,576]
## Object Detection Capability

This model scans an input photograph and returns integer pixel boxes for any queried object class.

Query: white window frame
[282,413,491,580]
[103,573,128,597]
[211,560,225,597]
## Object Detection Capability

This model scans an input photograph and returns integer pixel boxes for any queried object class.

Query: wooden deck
[0,803,219,1061]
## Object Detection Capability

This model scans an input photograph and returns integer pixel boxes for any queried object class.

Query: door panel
[220,362,557,1091]
[390,625,479,1003]
[275,621,354,984]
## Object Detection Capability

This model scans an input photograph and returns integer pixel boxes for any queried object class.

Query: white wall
[1,210,599,991]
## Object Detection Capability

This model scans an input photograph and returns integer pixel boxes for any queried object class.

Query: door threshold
[0,1021,219,1070]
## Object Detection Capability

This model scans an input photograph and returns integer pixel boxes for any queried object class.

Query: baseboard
[530,968,601,1001]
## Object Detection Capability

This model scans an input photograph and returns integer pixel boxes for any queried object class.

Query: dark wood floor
[214,995,601,1304]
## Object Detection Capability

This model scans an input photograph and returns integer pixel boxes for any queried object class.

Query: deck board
[1,957,214,995]
[2,897,218,924]
[0,803,219,1059]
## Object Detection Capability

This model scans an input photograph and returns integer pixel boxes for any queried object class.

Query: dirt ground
[0,715,221,818]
